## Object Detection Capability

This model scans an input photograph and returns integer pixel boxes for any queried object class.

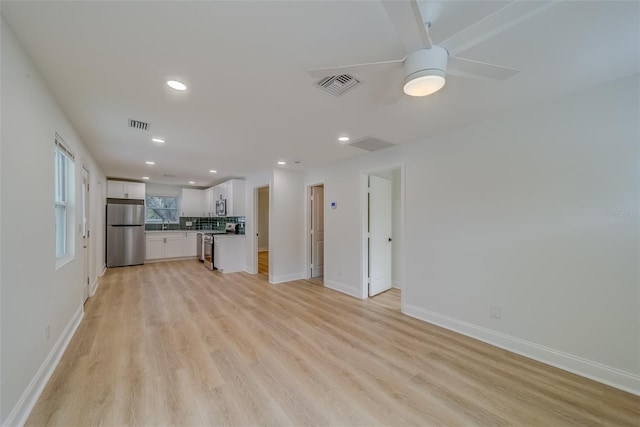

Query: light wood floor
[258,250,268,275]
[28,260,639,426]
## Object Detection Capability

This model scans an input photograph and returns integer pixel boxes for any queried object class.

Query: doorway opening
[81,166,91,303]
[308,184,324,283]
[256,185,270,277]
[364,167,402,310]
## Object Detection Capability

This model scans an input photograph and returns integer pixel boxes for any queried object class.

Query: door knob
[388,237,392,242]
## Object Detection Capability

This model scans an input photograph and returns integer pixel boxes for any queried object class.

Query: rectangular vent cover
[349,137,395,152]
[316,74,360,96]
[128,119,149,131]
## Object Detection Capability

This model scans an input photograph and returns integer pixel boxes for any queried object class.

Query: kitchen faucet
[162,218,168,230]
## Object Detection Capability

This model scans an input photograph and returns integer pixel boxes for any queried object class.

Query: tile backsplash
[145,216,246,234]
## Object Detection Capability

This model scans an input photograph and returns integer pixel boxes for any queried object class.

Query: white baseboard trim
[271,272,306,284]
[392,280,401,289]
[324,279,363,299]
[89,276,100,297]
[144,256,196,264]
[3,305,84,427]
[403,304,640,396]
[99,263,106,276]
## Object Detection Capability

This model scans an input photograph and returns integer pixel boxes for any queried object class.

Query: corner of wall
[2,306,84,427]
[324,279,364,299]
[403,304,640,396]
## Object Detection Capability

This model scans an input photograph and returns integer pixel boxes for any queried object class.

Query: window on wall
[55,134,75,263]
[146,195,179,223]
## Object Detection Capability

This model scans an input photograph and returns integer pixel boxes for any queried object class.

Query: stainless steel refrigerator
[106,198,145,267]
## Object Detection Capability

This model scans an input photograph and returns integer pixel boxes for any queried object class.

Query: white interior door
[369,175,392,296]
[311,185,324,278]
[82,168,90,302]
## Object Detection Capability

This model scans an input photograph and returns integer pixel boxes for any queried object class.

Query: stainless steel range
[203,234,215,270]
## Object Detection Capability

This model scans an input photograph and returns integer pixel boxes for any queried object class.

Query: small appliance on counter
[225,222,240,234]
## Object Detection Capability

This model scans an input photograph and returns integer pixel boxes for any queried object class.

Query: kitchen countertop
[145,230,226,234]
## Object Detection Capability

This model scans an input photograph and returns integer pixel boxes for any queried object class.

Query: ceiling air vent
[348,137,395,152]
[128,119,149,131]
[316,74,360,96]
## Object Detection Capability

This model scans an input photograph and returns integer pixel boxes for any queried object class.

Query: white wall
[1,17,107,425]
[243,168,305,282]
[144,182,180,197]
[304,74,640,394]
[270,169,305,283]
[257,186,270,251]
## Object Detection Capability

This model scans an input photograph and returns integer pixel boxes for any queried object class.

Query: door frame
[252,183,272,282]
[81,165,91,303]
[360,163,405,306]
[305,182,325,280]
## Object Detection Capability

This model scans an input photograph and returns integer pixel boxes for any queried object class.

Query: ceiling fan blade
[440,0,558,57]
[448,56,519,81]
[308,59,403,79]
[381,0,431,52]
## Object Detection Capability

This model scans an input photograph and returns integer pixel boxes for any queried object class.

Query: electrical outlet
[45,324,50,340]
[490,306,502,319]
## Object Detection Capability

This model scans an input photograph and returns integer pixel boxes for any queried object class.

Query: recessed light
[338,136,350,142]
[209,170,217,173]
[142,176,150,180]
[167,80,187,91]
[277,161,286,165]
[145,161,155,165]
[189,181,195,184]
[152,138,165,143]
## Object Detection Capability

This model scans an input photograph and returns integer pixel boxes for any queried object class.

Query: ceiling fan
[309,0,557,97]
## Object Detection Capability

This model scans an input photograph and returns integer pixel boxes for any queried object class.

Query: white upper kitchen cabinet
[180,188,205,217]
[107,180,146,200]
[218,179,245,217]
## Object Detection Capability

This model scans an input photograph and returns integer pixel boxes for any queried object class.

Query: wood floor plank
[26,260,639,426]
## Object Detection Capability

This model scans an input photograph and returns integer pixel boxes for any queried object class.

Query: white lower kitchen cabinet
[145,235,166,260]
[213,235,245,273]
[145,232,199,260]
[184,232,198,257]
[164,234,183,258]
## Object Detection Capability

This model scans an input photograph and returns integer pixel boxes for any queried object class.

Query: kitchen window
[55,134,75,266]
[146,195,179,223]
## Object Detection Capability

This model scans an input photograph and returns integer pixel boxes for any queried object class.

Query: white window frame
[145,194,180,224]
[55,133,75,269]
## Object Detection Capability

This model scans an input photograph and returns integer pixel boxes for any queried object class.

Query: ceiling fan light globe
[403,74,446,96]
[403,47,448,96]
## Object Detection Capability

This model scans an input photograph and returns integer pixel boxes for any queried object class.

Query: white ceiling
[2,1,638,187]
